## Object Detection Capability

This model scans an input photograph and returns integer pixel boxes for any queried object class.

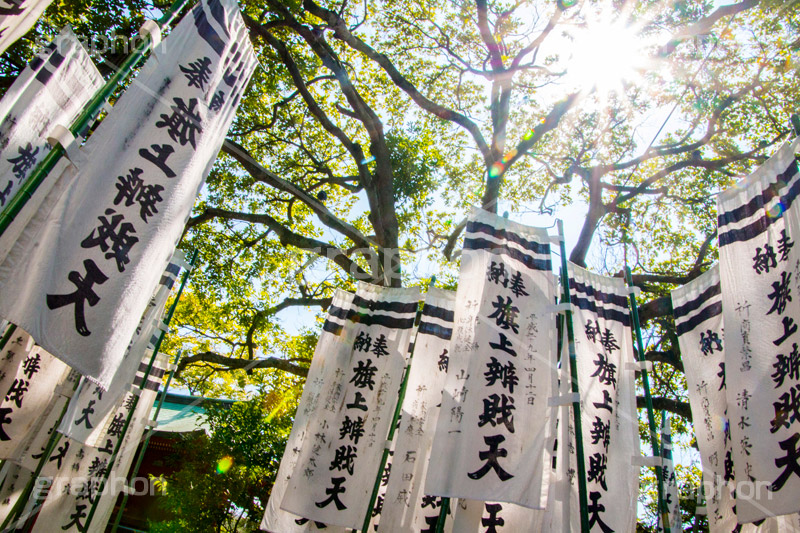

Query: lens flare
[768,202,786,219]
[217,456,234,474]
[489,162,505,178]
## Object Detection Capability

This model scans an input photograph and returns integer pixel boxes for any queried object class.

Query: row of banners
[0,0,256,529]
[264,139,800,532]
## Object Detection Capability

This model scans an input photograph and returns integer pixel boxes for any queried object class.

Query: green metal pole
[109,350,183,533]
[556,220,590,533]
[625,266,669,533]
[82,249,197,531]
[0,0,192,237]
[0,323,17,352]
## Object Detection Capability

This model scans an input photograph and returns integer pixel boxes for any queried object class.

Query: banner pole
[625,266,669,533]
[556,220,590,533]
[359,291,425,533]
[109,349,183,533]
[0,0,192,236]
[0,323,17,352]
[81,249,198,531]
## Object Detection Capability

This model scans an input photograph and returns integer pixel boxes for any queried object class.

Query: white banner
[0,461,34,520]
[13,393,68,471]
[0,26,102,213]
[0,0,55,56]
[717,139,800,522]
[379,287,455,532]
[566,262,639,532]
[261,290,355,533]
[660,415,683,532]
[0,327,35,394]
[282,282,420,529]
[0,0,256,388]
[33,353,168,532]
[0,340,70,457]
[58,253,182,444]
[451,499,542,532]
[425,208,557,508]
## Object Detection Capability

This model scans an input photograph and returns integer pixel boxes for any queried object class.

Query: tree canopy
[2,0,800,526]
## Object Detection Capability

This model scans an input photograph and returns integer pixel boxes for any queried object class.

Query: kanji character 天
[155,97,203,149]
[74,400,96,429]
[338,415,365,444]
[180,56,212,90]
[350,359,378,390]
[139,143,176,178]
[754,243,778,274]
[315,476,347,510]
[478,393,515,432]
[46,259,109,336]
[772,343,800,388]
[484,357,518,392]
[371,334,389,358]
[0,407,12,441]
[21,353,41,379]
[60,504,87,531]
[7,142,39,180]
[590,352,617,387]
[467,434,514,481]
[767,271,793,315]
[588,491,613,533]
[81,209,139,272]
[482,503,505,533]
[353,331,372,352]
[770,386,800,433]
[587,452,608,490]
[488,295,520,334]
[771,433,800,492]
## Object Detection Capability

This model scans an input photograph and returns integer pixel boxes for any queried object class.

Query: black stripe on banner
[136,363,166,379]
[676,302,722,336]
[159,275,176,289]
[569,278,629,308]
[345,310,415,330]
[35,50,65,85]
[464,238,552,271]
[208,0,230,37]
[422,303,454,323]
[570,295,631,327]
[322,320,343,335]
[672,283,721,321]
[133,375,162,392]
[418,321,453,340]
[193,3,226,56]
[351,295,419,314]
[166,262,181,276]
[329,305,349,320]
[718,158,799,229]
[466,221,551,255]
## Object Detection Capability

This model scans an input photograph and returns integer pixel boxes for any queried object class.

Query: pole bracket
[548,393,580,407]
[46,125,86,168]
[632,455,664,468]
[138,20,162,51]
[625,361,653,373]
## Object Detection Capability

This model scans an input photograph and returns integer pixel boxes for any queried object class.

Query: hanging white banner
[0,328,36,394]
[425,208,557,509]
[0,0,55,56]
[261,290,355,533]
[0,26,103,214]
[33,353,168,532]
[565,262,639,532]
[717,139,800,522]
[379,287,455,533]
[0,0,256,388]
[0,341,70,457]
[451,498,542,532]
[0,461,34,522]
[282,282,420,529]
[13,393,68,471]
[58,252,183,444]
[659,415,683,532]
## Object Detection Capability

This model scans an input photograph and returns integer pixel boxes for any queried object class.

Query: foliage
[150,392,294,532]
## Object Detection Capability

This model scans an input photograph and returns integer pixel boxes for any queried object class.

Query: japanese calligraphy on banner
[451,499,542,532]
[0,340,70,456]
[567,262,639,532]
[425,207,557,509]
[379,287,455,533]
[659,415,683,532]
[0,0,256,388]
[58,254,182,444]
[0,0,55,56]
[33,353,168,532]
[13,394,69,472]
[0,27,102,212]
[717,138,800,522]
[0,328,36,394]
[0,462,34,519]
[282,282,420,529]
[261,290,355,533]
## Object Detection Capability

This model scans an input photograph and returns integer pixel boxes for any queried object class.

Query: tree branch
[637,396,692,422]
[177,351,309,378]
